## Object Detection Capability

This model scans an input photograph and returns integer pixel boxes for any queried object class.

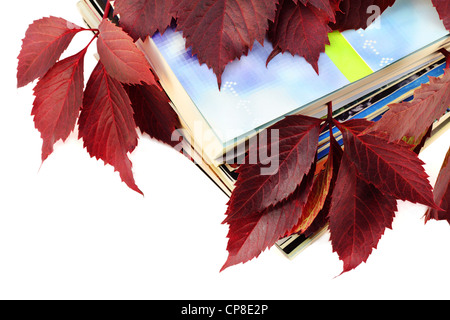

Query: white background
[2,0,450,300]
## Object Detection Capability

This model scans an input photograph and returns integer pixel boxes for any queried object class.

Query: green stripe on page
[325,30,374,82]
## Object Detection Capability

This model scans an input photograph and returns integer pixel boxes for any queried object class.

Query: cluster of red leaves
[17,14,180,194]
[223,119,447,272]
[223,68,450,273]
[17,0,450,274]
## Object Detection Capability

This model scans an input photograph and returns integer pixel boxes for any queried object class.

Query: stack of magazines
[78,0,450,258]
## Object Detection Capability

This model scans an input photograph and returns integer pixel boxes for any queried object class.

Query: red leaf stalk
[327,101,334,137]
[103,0,112,20]
[439,48,450,68]
[83,33,98,51]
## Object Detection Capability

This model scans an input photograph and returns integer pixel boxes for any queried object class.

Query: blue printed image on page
[152,31,349,146]
[342,0,448,72]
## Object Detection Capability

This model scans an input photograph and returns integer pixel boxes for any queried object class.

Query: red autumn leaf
[331,0,396,32]
[172,0,279,88]
[339,118,374,134]
[267,0,332,73]
[114,0,174,40]
[366,68,450,143]
[17,16,83,88]
[432,0,450,32]
[329,153,398,274]
[291,133,343,234]
[222,162,315,271]
[78,61,142,194]
[297,0,341,21]
[224,115,322,223]
[32,49,86,162]
[97,19,157,86]
[426,147,450,224]
[336,119,437,209]
[124,83,181,147]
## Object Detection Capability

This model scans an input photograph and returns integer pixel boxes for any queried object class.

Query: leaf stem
[327,101,333,120]
[81,34,98,53]
[103,0,112,20]
[327,101,334,140]
[80,28,99,33]
[327,101,334,122]
[439,48,450,69]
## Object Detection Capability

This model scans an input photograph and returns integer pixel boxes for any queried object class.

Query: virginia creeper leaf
[32,49,86,162]
[267,0,332,73]
[78,61,142,194]
[297,0,340,22]
[114,0,174,40]
[291,133,342,234]
[222,162,315,271]
[97,19,157,86]
[426,147,450,224]
[331,0,396,32]
[124,83,181,147]
[367,69,450,143]
[224,115,322,223]
[172,0,279,88]
[329,153,398,274]
[432,0,450,32]
[337,119,437,209]
[17,16,83,88]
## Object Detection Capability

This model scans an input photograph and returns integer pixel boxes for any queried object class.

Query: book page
[342,0,448,72]
[153,31,349,146]
[152,0,448,147]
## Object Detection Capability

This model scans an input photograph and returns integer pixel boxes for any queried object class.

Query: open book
[78,0,450,257]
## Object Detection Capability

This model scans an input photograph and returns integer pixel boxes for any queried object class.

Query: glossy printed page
[152,0,448,147]
[153,30,349,146]
[343,0,448,72]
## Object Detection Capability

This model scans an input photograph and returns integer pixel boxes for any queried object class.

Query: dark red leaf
[432,0,450,32]
[172,0,279,88]
[337,119,437,209]
[97,19,157,86]
[222,162,315,271]
[367,69,450,143]
[329,153,398,274]
[32,49,86,162]
[267,0,332,73]
[338,118,373,134]
[426,147,450,224]
[114,0,174,40]
[17,16,83,88]
[331,0,396,32]
[78,61,142,194]
[224,115,322,223]
[124,83,181,147]
[297,0,340,22]
[291,133,343,234]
